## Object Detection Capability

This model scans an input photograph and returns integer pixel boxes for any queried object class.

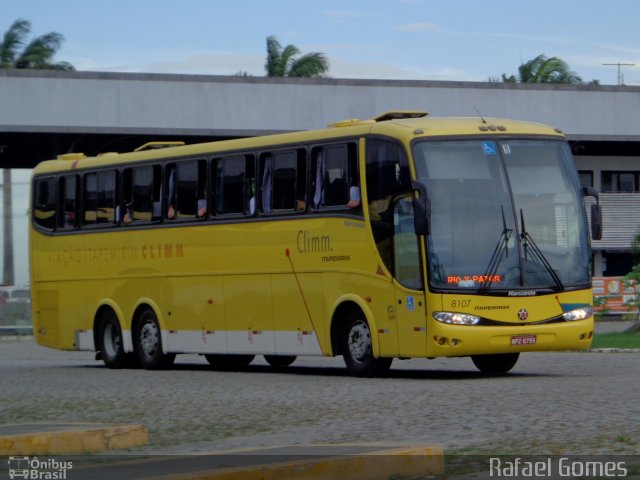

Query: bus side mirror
[411,181,430,236]
[582,186,602,241]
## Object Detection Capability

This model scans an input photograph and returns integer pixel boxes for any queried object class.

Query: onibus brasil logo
[7,456,73,479]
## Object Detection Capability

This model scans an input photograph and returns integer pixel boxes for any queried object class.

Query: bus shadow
[66,361,559,380]
[169,362,557,380]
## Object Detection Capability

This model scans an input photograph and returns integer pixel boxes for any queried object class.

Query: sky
[2,0,640,85]
[1,0,640,286]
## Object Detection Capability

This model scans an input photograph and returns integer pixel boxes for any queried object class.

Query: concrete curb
[0,334,34,342]
[0,423,148,455]
[589,348,640,353]
[156,445,445,480]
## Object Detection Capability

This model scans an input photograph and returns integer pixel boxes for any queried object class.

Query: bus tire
[204,354,254,369]
[264,355,296,367]
[98,310,130,369]
[134,309,175,370]
[471,353,519,374]
[341,311,392,377]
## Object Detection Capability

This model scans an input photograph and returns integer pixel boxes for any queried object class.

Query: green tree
[501,54,588,84]
[265,35,329,78]
[624,231,640,328]
[1,18,74,70]
[632,231,640,265]
[622,265,640,328]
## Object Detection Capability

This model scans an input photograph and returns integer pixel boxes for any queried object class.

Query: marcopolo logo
[8,456,73,479]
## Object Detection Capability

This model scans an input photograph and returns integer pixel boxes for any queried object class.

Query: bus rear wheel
[205,354,254,369]
[134,310,175,370]
[341,312,392,377]
[471,353,519,374]
[264,355,296,367]
[98,310,134,369]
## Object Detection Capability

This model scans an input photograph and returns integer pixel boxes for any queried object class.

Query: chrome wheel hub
[348,320,371,363]
[140,322,159,358]
[104,322,120,357]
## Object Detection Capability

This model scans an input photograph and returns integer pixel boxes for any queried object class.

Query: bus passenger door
[394,283,427,358]
[392,197,427,357]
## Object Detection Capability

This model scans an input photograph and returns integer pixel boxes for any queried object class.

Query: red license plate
[511,335,537,345]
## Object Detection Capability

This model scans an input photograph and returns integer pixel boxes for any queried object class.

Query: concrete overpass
[1,69,640,168]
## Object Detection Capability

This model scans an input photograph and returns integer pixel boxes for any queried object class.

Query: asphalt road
[1,339,639,456]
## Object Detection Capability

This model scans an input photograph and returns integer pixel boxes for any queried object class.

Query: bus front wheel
[134,310,175,370]
[341,312,392,377]
[471,353,519,374]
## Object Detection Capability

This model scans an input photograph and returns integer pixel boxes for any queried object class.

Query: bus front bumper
[425,317,594,357]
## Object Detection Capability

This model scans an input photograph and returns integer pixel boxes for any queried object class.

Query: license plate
[511,334,537,345]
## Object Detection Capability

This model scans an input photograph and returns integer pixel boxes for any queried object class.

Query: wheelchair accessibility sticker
[482,141,497,155]
[406,295,415,311]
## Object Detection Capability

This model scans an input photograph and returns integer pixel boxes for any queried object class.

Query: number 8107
[451,299,471,308]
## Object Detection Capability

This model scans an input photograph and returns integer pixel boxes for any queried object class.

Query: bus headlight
[433,312,481,325]
[562,306,593,321]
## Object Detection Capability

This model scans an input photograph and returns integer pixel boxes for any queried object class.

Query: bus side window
[169,160,207,220]
[121,168,133,224]
[325,146,348,206]
[131,166,160,223]
[245,155,256,215]
[261,149,307,213]
[346,143,360,209]
[197,160,207,218]
[151,166,162,221]
[83,171,117,226]
[58,175,78,230]
[34,177,57,231]
[259,153,272,214]
[166,164,176,219]
[294,149,307,211]
[97,170,117,225]
[312,143,359,210]
[215,155,247,216]
[82,173,98,226]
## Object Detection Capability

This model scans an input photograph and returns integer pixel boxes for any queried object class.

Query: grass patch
[591,329,640,349]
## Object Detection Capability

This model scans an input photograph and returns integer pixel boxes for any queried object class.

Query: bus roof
[32,113,565,175]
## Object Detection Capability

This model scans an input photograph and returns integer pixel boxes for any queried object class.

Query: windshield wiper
[479,206,512,293]
[519,209,564,292]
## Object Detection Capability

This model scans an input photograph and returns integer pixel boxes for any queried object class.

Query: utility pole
[602,63,636,85]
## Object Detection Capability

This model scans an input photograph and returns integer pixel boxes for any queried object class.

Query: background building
[1,69,639,278]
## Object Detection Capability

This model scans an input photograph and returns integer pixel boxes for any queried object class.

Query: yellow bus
[30,111,601,376]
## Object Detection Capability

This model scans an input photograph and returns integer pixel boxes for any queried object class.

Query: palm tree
[632,231,640,265]
[1,18,74,70]
[1,19,73,285]
[265,36,329,78]
[502,54,583,84]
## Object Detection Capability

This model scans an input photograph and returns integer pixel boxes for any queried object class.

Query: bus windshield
[413,138,591,292]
